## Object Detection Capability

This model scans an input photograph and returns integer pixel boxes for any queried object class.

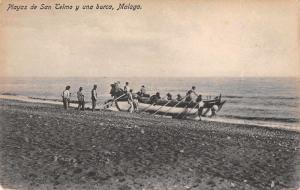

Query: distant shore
[0,99,299,190]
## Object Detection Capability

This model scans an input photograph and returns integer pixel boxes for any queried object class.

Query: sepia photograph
[0,0,299,189]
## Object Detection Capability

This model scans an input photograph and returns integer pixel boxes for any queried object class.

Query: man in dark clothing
[127,89,134,113]
[176,94,182,101]
[124,82,130,93]
[91,84,97,112]
[62,86,71,110]
[150,92,161,104]
[185,86,198,102]
[185,90,193,102]
[196,95,205,120]
[77,87,85,110]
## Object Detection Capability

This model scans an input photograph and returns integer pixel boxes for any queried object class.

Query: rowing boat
[104,94,226,118]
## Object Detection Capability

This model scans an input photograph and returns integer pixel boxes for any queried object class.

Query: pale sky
[0,0,299,77]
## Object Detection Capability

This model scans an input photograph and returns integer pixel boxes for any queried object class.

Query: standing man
[140,85,146,96]
[91,84,98,112]
[62,86,71,110]
[77,87,85,111]
[124,82,130,93]
[196,95,205,121]
[127,89,134,113]
[190,86,198,100]
[185,86,198,102]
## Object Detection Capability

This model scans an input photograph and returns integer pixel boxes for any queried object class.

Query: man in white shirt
[91,84,98,112]
[190,86,198,100]
[124,82,130,93]
[140,85,146,96]
[62,86,71,109]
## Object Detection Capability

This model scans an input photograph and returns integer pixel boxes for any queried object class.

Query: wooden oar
[162,94,188,116]
[139,96,166,112]
[102,93,126,108]
[188,101,201,114]
[151,100,171,115]
[174,100,194,118]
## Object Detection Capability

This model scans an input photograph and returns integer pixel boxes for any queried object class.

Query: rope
[102,93,126,108]
[140,96,166,112]
[163,94,189,116]
[174,100,195,118]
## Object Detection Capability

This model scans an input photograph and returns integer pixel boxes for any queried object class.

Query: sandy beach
[0,98,299,190]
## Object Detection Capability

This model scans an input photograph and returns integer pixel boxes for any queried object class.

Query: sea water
[0,77,299,129]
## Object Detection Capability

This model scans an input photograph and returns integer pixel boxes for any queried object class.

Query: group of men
[150,86,201,103]
[148,86,205,118]
[61,84,98,111]
[112,81,143,113]
[62,83,203,114]
[62,82,142,113]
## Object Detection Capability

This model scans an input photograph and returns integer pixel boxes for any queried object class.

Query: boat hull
[109,101,221,117]
[104,95,226,118]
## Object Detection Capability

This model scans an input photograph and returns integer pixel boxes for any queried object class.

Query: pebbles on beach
[0,99,299,190]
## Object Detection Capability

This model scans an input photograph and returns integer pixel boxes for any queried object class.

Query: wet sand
[0,99,299,190]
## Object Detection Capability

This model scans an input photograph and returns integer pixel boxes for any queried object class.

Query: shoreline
[0,94,299,132]
[0,98,299,189]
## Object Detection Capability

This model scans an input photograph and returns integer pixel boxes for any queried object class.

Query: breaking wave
[223,95,299,100]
